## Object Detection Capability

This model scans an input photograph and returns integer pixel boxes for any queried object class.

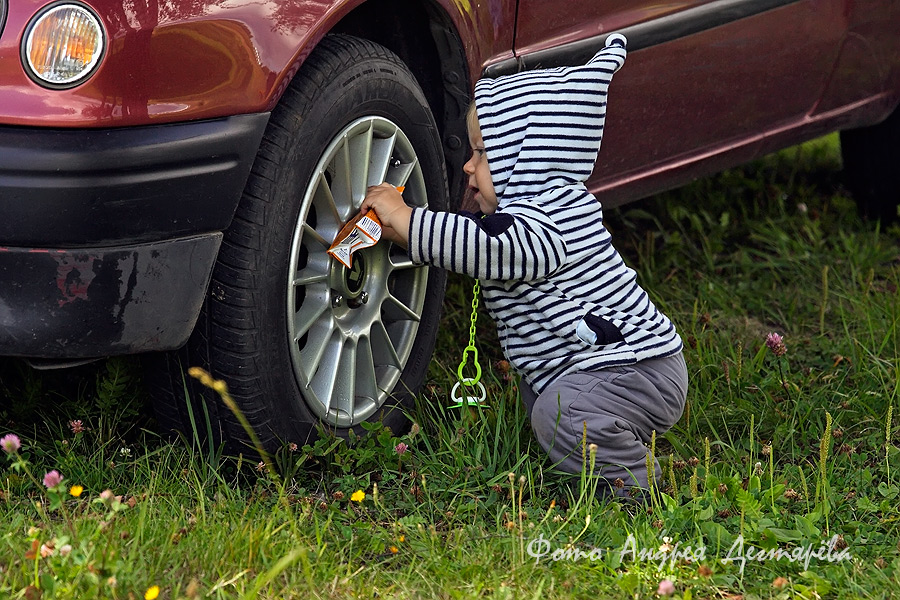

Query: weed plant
[1,135,898,598]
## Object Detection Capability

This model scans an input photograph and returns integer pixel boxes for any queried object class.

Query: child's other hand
[361,183,412,247]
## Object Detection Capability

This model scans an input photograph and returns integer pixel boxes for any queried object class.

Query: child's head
[463,102,498,214]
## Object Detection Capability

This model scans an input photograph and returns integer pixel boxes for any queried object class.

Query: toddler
[362,34,687,497]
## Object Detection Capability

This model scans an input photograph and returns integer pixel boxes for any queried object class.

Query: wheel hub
[344,253,366,296]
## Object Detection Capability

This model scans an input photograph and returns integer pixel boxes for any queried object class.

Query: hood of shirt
[473,34,627,205]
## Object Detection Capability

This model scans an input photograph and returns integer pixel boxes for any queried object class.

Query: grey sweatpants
[521,352,688,497]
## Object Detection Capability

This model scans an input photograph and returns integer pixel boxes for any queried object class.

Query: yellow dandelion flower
[389,546,399,554]
[399,535,405,542]
[69,485,84,498]
[350,490,365,503]
[145,585,160,600]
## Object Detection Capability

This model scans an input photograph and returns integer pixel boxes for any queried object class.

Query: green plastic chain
[449,280,488,408]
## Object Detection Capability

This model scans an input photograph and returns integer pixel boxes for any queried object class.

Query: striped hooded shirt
[408,34,683,393]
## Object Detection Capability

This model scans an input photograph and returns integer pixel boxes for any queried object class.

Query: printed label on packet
[327,211,383,269]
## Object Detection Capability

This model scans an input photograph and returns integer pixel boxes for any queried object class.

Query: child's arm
[362,184,569,282]
[360,183,412,247]
[408,202,568,282]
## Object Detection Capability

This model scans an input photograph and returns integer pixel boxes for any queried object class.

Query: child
[362,34,687,498]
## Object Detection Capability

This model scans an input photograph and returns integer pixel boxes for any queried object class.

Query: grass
[2,134,899,599]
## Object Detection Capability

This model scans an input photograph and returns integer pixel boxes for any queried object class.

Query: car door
[506,0,848,204]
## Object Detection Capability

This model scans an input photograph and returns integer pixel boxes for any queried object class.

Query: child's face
[463,128,498,214]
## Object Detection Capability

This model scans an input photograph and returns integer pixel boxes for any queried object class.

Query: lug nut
[332,294,344,308]
[347,291,369,309]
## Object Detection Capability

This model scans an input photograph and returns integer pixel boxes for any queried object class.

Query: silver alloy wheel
[286,116,429,427]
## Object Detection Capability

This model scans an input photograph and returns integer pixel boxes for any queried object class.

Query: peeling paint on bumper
[0,234,221,358]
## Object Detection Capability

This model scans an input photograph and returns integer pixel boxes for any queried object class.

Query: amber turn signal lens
[24,4,104,87]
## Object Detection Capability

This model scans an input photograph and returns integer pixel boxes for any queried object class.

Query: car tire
[840,107,900,222]
[148,34,448,451]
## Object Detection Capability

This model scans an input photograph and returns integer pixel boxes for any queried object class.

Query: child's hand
[361,183,412,247]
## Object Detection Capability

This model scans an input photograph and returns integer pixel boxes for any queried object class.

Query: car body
[1,0,898,441]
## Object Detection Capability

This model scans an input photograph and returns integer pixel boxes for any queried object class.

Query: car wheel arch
[267,0,471,207]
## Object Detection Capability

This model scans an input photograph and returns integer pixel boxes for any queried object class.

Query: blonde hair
[466,102,479,136]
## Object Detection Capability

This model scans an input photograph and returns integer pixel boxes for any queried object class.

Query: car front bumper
[0,113,269,359]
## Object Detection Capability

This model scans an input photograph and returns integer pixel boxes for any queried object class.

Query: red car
[1,0,898,446]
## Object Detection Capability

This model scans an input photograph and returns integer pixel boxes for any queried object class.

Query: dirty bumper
[0,234,220,358]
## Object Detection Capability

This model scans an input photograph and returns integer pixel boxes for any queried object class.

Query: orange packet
[327,185,403,268]
[327,211,382,268]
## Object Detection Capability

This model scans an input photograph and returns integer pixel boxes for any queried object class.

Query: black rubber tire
[147,34,448,451]
[840,106,900,223]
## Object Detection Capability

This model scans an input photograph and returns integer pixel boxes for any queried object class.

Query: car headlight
[22,3,105,88]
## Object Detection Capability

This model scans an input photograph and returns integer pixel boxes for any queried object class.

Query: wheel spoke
[356,335,379,403]
[388,253,418,271]
[382,292,422,323]
[299,318,339,392]
[292,249,330,286]
[313,172,342,230]
[371,320,402,369]
[329,136,353,220]
[328,339,357,422]
[391,157,418,189]
[348,122,374,207]
[292,296,329,341]
[302,223,330,249]
[292,271,328,286]
[368,131,397,187]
